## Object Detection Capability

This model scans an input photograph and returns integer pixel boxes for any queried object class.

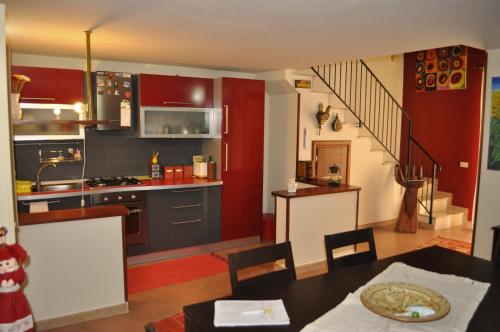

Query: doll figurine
[0,227,34,331]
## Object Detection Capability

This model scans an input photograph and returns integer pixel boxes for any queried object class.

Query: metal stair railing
[311,60,441,224]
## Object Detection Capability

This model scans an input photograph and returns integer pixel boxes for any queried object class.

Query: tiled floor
[47,225,472,331]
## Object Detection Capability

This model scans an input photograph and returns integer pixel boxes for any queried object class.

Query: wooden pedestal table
[395,166,424,233]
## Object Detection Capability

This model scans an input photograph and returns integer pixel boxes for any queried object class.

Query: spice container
[207,156,216,180]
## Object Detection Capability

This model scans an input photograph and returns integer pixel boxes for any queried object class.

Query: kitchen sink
[33,183,83,192]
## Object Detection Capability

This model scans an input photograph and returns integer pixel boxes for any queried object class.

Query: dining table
[183,246,500,331]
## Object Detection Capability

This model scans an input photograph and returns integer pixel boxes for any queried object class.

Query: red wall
[402,47,486,221]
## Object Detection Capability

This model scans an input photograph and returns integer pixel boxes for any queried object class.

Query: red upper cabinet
[220,77,265,241]
[139,74,213,108]
[11,66,84,104]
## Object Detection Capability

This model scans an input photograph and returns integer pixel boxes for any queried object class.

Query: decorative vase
[10,93,22,120]
[332,113,342,132]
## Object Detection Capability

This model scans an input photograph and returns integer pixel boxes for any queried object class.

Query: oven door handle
[127,208,142,215]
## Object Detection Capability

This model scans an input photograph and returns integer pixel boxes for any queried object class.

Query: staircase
[310,60,443,225]
[417,178,468,230]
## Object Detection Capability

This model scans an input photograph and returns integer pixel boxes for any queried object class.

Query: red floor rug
[417,236,472,255]
[127,254,228,294]
[148,313,185,332]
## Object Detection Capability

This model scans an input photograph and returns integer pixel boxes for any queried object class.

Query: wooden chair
[144,323,156,332]
[324,228,377,273]
[227,241,296,296]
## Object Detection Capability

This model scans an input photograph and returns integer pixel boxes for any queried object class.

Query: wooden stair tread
[419,205,467,218]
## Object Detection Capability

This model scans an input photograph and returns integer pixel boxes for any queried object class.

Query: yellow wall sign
[295,80,312,89]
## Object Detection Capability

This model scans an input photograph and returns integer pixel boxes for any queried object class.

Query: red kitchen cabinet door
[221,77,265,240]
[11,66,84,104]
[139,74,213,108]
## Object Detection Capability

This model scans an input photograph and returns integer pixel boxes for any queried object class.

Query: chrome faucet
[36,163,57,191]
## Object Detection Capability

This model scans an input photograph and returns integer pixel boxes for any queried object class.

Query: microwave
[13,103,86,141]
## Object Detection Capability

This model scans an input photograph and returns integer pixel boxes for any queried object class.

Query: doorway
[311,140,351,184]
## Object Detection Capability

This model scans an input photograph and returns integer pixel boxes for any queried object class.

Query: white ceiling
[2,0,500,72]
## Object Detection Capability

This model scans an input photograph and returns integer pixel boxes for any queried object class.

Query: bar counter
[272,180,361,267]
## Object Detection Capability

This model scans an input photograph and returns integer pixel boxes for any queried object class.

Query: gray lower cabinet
[148,186,221,252]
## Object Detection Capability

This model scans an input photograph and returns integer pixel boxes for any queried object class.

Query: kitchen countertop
[17,177,223,201]
[18,205,129,226]
[272,179,360,199]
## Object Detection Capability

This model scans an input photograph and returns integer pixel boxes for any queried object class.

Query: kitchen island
[272,181,361,267]
[18,206,129,330]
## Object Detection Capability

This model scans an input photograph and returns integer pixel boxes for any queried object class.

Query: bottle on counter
[207,156,216,180]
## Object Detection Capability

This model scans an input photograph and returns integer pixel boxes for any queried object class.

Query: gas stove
[86,176,141,188]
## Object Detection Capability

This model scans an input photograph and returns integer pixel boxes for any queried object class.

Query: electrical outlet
[460,161,469,168]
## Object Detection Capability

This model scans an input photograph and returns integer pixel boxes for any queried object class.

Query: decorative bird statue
[315,103,331,135]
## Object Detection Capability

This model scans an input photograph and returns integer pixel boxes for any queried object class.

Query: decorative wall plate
[360,282,450,322]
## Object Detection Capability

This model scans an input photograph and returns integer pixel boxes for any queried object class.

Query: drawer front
[149,216,209,251]
[148,186,219,251]
[167,188,205,206]
[149,188,205,219]
[18,196,90,213]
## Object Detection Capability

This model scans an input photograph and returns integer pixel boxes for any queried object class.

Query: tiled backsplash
[14,127,202,181]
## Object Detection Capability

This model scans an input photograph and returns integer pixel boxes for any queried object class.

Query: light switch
[460,161,469,168]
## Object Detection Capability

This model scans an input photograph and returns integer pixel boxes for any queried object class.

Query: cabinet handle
[171,189,203,193]
[225,142,229,172]
[171,218,202,225]
[171,203,202,209]
[224,105,229,134]
[20,97,56,101]
[127,208,142,215]
[163,101,194,105]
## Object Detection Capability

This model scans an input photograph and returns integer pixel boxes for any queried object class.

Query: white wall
[18,216,125,321]
[256,56,404,219]
[254,68,300,213]
[364,55,404,104]
[0,4,17,244]
[298,91,403,225]
[262,91,298,213]
[473,48,500,259]
[12,53,256,79]
[294,56,404,226]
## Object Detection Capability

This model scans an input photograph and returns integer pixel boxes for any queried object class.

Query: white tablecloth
[301,262,490,332]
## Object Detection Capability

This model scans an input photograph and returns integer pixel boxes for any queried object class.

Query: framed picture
[295,80,311,89]
[488,77,500,170]
[416,45,467,92]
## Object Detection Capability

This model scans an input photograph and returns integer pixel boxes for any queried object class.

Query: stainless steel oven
[91,191,148,246]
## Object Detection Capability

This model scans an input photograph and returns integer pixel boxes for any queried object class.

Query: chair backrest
[324,228,377,272]
[144,323,156,332]
[227,241,296,296]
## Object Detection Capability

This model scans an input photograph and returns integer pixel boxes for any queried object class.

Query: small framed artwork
[295,80,312,89]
